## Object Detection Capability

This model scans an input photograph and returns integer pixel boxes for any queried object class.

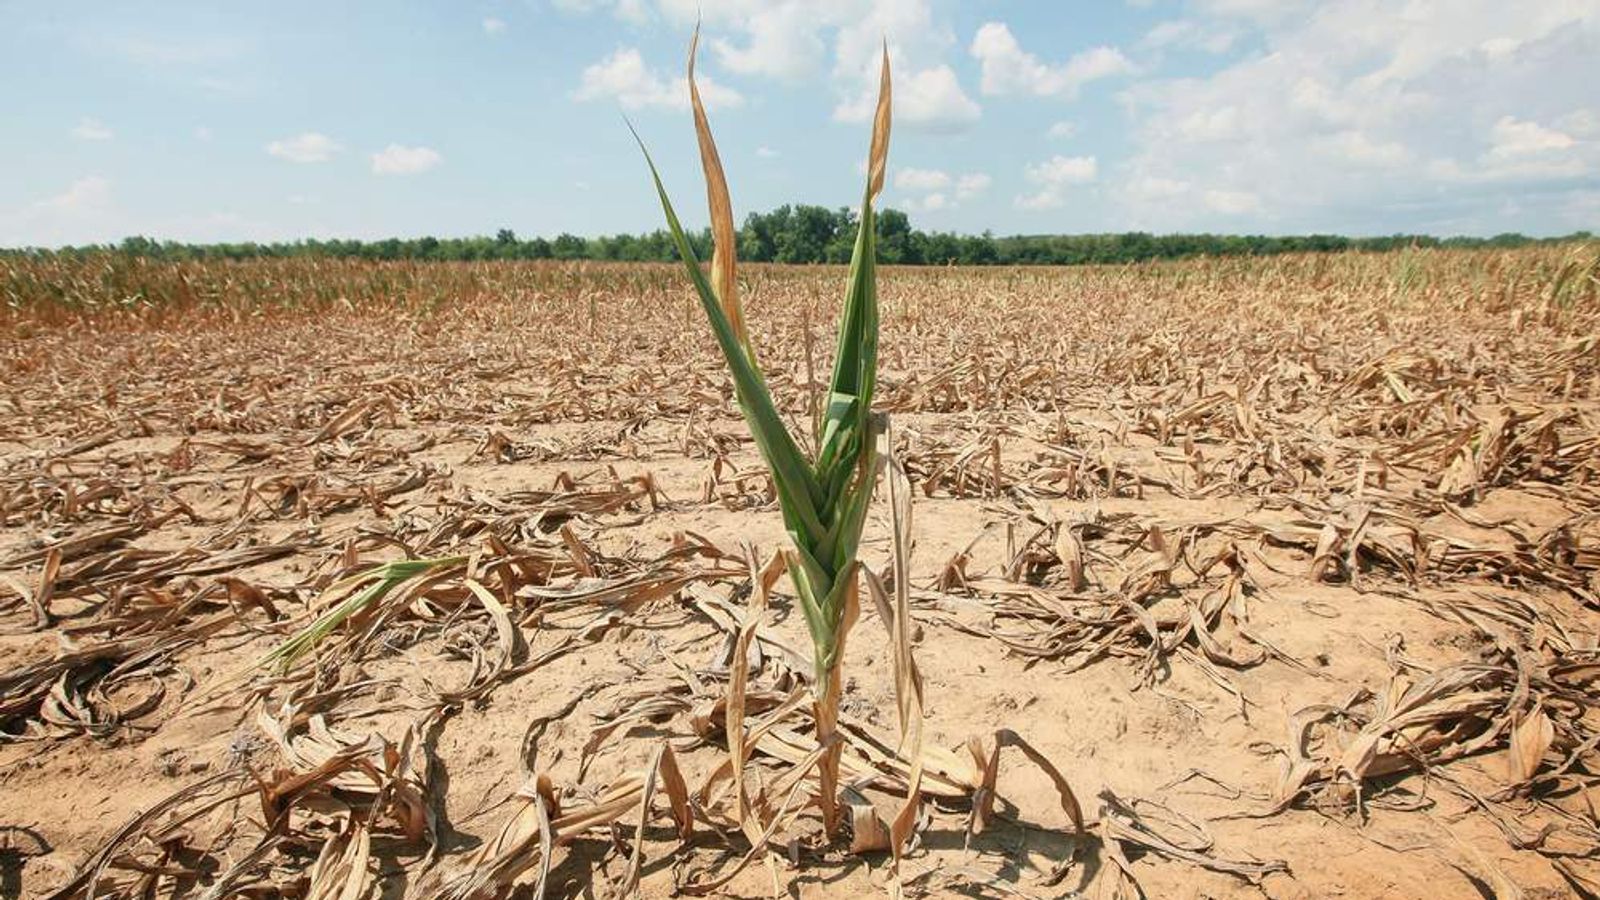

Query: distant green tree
[551,233,585,260]
[875,208,918,264]
[12,211,1587,267]
[739,210,778,262]
[777,205,838,263]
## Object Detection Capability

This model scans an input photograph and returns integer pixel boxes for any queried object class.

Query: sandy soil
[1,255,1597,899]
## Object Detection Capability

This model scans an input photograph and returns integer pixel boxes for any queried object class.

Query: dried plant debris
[1,245,1597,897]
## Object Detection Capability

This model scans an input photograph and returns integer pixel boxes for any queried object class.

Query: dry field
[2,248,1598,899]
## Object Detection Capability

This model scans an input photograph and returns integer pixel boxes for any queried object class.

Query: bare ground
[1,253,1598,898]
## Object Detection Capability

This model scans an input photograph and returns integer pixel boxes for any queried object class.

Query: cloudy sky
[3,0,1598,247]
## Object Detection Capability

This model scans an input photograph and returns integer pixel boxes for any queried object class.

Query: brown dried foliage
[0,244,1597,897]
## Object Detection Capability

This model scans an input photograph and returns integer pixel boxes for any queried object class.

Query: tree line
[8,205,1592,266]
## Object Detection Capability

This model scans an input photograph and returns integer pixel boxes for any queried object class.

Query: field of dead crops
[1,247,1598,899]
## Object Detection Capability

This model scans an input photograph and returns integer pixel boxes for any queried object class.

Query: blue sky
[3,0,1598,247]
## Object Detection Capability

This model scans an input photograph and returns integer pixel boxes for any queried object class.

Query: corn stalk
[633,34,891,837]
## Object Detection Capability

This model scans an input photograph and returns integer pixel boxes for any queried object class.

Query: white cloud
[574,47,743,111]
[956,172,992,199]
[562,0,982,131]
[1479,36,1521,60]
[1115,0,1600,232]
[371,144,443,175]
[1559,189,1600,229]
[3,177,314,247]
[482,17,507,35]
[72,117,113,141]
[1487,116,1575,159]
[1015,194,1061,212]
[834,63,980,130]
[0,176,118,247]
[1141,19,1239,54]
[1143,20,1191,48]
[1047,120,1077,139]
[141,210,291,243]
[813,0,982,134]
[1017,155,1097,210]
[1426,153,1587,185]
[899,65,981,128]
[85,33,244,68]
[1029,156,1098,183]
[38,176,112,214]
[194,125,213,141]
[1174,106,1240,142]
[828,0,950,82]
[78,34,259,96]
[552,0,653,25]
[1122,175,1267,217]
[895,167,951,192]
[971,22,1135,98]
[193,75,253,96]
[266,132,341,163]
[1203,188,1261,214]
[894,167,989,211]
[1419,116,1587,184]
[1127,175,1190,200]
[757,146,780,158]
[711,2,827,81]
[1315,130,1412,167]
[1195,0,1313,23]
[1557,108,1600,138]
[614,0,652,24]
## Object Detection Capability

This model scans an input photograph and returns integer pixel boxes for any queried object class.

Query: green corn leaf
[628,124,827,547]
[641,39,891,695]
[260,555,466,672]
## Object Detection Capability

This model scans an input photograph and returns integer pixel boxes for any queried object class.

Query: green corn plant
[259,555,466,672]
[632,34,891,837]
